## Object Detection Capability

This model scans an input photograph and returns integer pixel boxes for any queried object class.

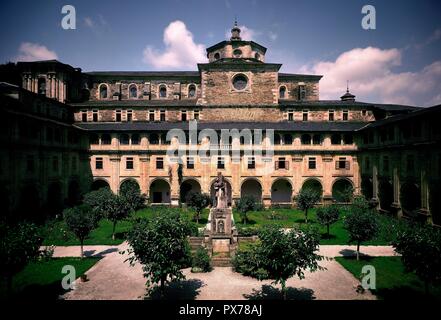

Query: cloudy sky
[0,0,440,106]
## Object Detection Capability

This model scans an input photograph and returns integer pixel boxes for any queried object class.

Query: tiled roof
[74,121,368,132]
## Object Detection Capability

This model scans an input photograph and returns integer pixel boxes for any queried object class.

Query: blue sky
[1,0,440,105]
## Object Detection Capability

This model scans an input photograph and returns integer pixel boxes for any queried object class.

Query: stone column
[261,156,272,208]
[352,155,361,195]
[322,155,333,203]
[392,162,402,217]
[109,155,121,194]
[139,154,150,196]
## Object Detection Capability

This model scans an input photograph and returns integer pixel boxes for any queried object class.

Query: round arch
[210,177,232,207]
[149,178,171,204]
[119,178,140,194]
[240,178,263,202]
[400,182,421,215]
[271,178,293,204]
[91,179,110,191]
[301,178,323,197]
[331,178,354,203]
[180,178,202,203]
[378,178,393,212]
[361,176,373,200]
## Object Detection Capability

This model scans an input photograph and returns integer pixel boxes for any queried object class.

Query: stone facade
[3,23,439,225]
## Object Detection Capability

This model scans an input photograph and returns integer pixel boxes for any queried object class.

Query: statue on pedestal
[213,172,227,208]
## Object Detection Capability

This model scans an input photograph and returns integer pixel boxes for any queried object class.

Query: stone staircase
[211,252,232,267]
[188,237,205,253]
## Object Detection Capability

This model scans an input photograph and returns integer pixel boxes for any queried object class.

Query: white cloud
[143,20,207,70]
[84,17,94,28]
[300,47,441,106]
[268,31,278,41]
[15,42,58,62]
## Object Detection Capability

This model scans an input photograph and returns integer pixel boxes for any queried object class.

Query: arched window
[274,134,282,145]
[188,85,196,98]
[279,87,286,99]
[313,134,322,145]
[255,52,260,60]
[283,134,293,145]
[129,85,137,98]
[214,52,220,60]
[101,134,111,145]
[331,134,341,145]
[99,84,108,99]
[120,134,130,145]
[301,134,311,145]
[149,133,159,145]
[159,85,167,98]
[38,78,46,95]
[131,134,140,145]
[89,133,99,145]
[343,134,353,145]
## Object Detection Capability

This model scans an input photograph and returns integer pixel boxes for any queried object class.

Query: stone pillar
[322,155,333,203]
[392,164,402,217]
[109,155,121,194]
[169,158,180,206]
[139,154,150,196]
[372,163,379,202]
[352,155,361,195]
[262,156,272,208]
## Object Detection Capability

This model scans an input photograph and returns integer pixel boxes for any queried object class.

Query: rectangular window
[302,110,308,121]
[343,110,349,121]
[336,157,349,170]
[247,157,256,169]
[194,110,200,120]
[308,157,316,170]
[187,157,194,169]
[52,156,59,172]
[81,110,87,122]
[181,110,187,122]
[217,157,225,169]
[115,110,122,122]
[329,110,334,121]
[299,85,306,100]
[26,155,34,173]
[127,110,133,122]
[156,157,164,169]
[160,110,166,121]
[95,157,103,170]
[149,110,155,122]
[362,110,367,116]
[126,157,134,170]
[288,110,294,121]
[92,110,98,122]
[275,157,288,170]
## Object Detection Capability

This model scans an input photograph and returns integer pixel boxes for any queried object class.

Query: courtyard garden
[0,257,100,299]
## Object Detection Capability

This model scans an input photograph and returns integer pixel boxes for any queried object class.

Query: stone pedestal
[204,207,238,257]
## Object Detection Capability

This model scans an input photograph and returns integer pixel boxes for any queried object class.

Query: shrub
[192,247,212,272]
[186,192,210,224]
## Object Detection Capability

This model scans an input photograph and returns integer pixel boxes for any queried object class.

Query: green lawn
[41,206,208,246]
[0,257,100,300]
[335,256,441,300]
[233,208,396,245]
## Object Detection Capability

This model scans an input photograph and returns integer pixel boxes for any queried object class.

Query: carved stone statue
[213,172,226,208]
[217,220,225,234]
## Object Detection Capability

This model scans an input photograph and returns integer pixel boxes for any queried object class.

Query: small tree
[343,196,379,260]
[186,192,210,224]
[0,222,41,293]
[392,223,441,295]
[84,188,131,240]
[63,204,99,258]
[296,188,321,224]
[120,180,146,212]
[249,225,323,300]
[192,247,212,273]
[316,204,340,238]
[125,212,193,297]
[83,187,115,218]
[106,196,132,240]
[235,195,259,225]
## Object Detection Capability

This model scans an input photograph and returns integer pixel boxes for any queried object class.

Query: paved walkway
[51,243,396,300]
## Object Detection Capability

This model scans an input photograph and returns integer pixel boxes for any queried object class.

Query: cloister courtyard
[3,206,441,300]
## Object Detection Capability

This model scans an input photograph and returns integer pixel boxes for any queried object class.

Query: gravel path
[56,243,393,300]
